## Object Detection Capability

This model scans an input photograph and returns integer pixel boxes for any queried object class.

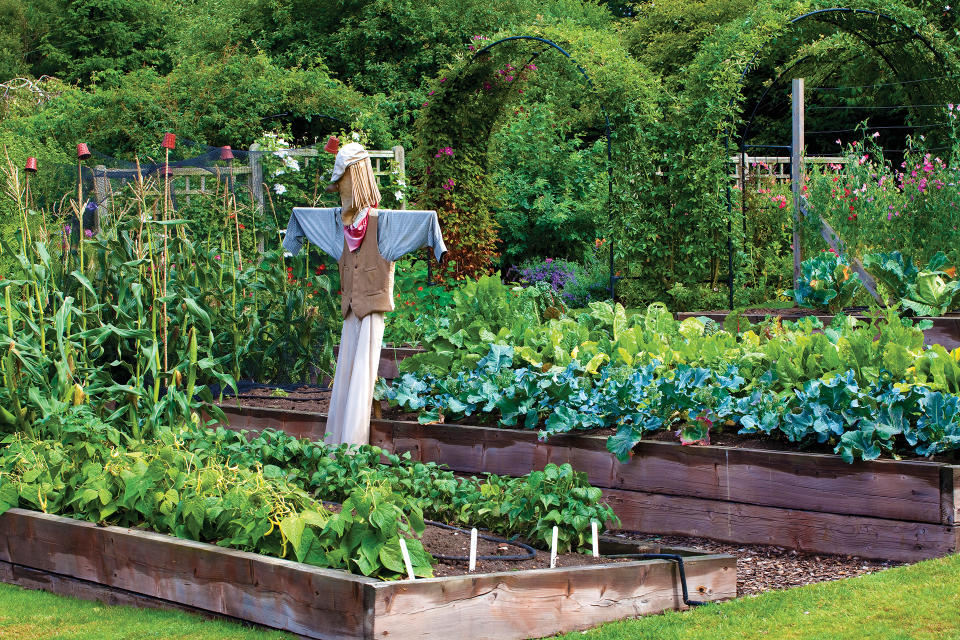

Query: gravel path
[611,531,902,596]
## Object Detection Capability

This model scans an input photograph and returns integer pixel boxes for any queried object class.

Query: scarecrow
[283,137,446,446]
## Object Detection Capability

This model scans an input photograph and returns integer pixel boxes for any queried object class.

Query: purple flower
[84,229,93,238]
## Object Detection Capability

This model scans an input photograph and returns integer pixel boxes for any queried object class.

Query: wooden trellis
[729,155,850,183]
[91,145,406,218]
[248,144,406,213]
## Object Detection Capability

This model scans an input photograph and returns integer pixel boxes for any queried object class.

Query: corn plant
[0,159,338,437]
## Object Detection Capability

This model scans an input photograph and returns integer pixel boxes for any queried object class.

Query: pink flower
[872,131,880,138]
[428,90,435,96]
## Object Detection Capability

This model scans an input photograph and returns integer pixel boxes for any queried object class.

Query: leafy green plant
[397,272,560,375]
[863,251,960,316]
[0,409,433,579]
[786,251,862,313]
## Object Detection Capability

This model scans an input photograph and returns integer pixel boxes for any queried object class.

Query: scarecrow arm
[377,209,447,263]
[284,207,344,260]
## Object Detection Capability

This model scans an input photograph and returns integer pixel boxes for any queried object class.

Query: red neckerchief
[344,205,376,252]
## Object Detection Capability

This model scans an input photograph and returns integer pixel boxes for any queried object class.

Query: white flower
[271,168,286,177]
[277,138,288,147]
[284,156,300,172]
[351,132,361,141]
[274,149,288,158]
[394,190,404,201]
[273,183,287,195]
[396,178,406,187]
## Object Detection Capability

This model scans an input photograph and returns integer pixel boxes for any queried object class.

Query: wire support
[807,104,957,110]
[807,122,950,135]
[810,75,960,91]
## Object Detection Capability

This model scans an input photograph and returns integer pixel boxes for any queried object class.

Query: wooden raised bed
[333,344,424,380]
[215,406,960,562]
[0,508,734,640]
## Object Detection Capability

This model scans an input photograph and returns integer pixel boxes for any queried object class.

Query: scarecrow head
[325,137,380,225]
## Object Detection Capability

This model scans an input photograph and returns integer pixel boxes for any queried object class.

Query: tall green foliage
[416,21,660,278]
[491,102,607,266]
[3,51,388,154]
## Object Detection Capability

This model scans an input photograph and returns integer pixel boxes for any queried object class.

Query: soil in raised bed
[420,524,639,577]
[319,502,639,577]
[611,531,902,596]
[219,385,332,414]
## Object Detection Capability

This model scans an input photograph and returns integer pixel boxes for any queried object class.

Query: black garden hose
[602,553,706,607]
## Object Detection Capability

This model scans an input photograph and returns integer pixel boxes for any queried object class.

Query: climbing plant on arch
[623,0,960,302]
[415,23,661,280]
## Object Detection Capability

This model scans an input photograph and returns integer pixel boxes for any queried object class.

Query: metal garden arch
[723,8,951,309]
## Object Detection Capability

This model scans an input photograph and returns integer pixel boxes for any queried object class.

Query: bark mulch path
[611,531,902,596]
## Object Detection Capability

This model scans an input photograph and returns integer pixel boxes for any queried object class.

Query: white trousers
[325,310,385,446]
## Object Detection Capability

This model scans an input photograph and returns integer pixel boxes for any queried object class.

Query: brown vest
[338,213,395,319]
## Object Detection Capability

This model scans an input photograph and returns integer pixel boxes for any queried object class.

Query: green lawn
[557,554,960,640]
[1,554,957,640]
[0,583,294,640]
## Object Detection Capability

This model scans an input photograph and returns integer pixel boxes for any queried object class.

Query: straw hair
[339,157,381,225]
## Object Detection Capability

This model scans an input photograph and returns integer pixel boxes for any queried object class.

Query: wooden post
[93,165,109,231]
[249,142,264,215]
[791,78,805,290]
[393,145,407,211]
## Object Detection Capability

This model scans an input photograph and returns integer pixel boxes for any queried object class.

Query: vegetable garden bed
[216,406,959,563]
[0,508,734,640]
[676,311,960,351]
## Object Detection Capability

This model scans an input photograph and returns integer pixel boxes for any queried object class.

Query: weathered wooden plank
[0,560,263,625]
[613,444,943,524]
[370,554,735,640]
[0,509,376,640]
[382,421,945,524]
[942,466,960,525]
[216,406,327,439]
[602,488,958,562]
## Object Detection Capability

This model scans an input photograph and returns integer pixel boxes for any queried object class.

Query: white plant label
[550,526,559,569]
[469,528,478,573]
[591,521,600,558]
[398,538,415,581]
